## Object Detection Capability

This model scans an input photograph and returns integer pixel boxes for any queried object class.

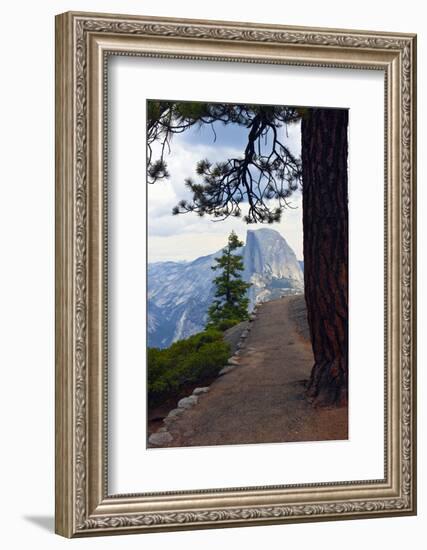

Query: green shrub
[213,318,241,332]
[147,329,230,407]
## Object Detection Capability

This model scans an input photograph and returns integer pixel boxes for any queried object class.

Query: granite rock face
[148,228,304,348]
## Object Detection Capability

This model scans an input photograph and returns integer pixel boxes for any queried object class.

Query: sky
[147,110,303,263]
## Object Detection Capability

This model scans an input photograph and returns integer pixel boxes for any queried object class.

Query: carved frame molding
[55,12,416,537]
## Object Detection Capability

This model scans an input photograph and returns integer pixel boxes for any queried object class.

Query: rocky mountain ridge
[148,228,303,348]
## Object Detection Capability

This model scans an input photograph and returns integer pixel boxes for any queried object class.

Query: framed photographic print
[55,11,417,537]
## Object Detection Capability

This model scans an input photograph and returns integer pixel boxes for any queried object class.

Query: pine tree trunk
[301,108,348,407]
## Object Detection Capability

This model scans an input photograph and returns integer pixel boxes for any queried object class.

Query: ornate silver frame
[55,11,417,537]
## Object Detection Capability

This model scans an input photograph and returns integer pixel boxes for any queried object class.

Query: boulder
[228,357,239,366]
[149,431,173,446]
[167,407,184,418]
[193,387,210,395]
[177,395,199,409]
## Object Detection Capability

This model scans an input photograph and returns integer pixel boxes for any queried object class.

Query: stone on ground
[149,431,173,446]
[167,408,184,418]
[193,387,210,395]
[178,395,199,409]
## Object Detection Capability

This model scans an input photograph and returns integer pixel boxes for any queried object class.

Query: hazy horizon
[148,226,303,265]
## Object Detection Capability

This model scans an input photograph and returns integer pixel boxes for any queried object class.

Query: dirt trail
[164,296,348,448]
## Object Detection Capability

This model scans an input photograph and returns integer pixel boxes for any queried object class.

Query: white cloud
[147,125,303,262]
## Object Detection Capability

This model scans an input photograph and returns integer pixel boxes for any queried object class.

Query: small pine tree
[207,231,251,329]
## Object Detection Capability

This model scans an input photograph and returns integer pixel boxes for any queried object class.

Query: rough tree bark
[302,108,349,407]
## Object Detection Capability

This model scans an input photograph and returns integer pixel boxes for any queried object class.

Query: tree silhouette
[207,231,251,329]
[147,100,348,407]
[147,101,302,222]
